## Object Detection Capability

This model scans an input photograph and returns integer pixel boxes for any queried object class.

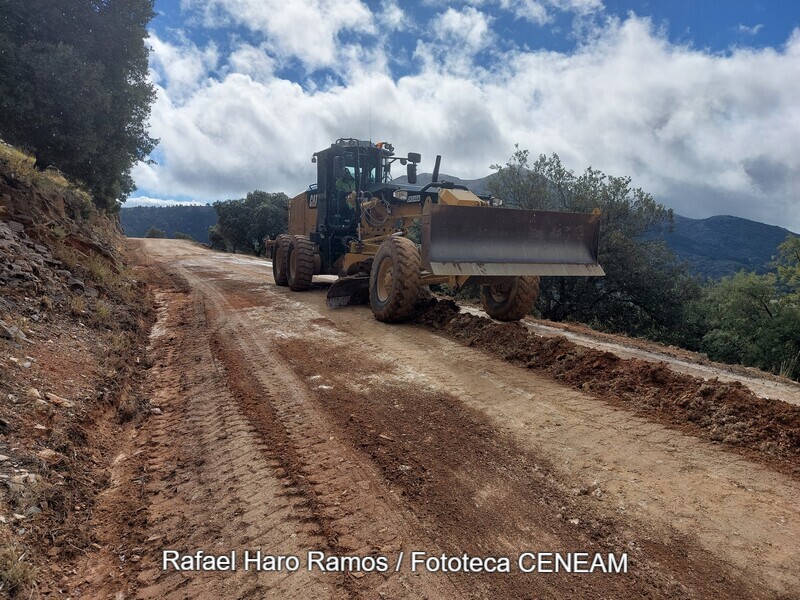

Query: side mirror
[407,162,417,185]
[407,152,421,163]
[333,156,344,176]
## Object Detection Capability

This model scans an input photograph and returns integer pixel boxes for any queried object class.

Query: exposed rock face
[0,219,64,294]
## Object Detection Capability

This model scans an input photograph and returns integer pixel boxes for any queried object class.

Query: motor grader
[269,138,603,322]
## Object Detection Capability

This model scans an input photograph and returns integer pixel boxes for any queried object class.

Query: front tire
[272,234,290,286]
[480,276,539,321]
[369,236,420,322]
[287,235,315,291]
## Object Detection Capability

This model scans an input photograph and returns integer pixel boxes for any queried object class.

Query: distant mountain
[653,214,795,279]
[120,205,216,243]
[396,172,797,280]
[394,172,494,195]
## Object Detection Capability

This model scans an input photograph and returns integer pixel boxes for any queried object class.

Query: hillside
[654,214,796,279]
[0,143,153,596]
[397,172,796,279]
[120,204,216,243]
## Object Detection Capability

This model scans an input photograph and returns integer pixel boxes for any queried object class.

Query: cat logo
[308,193,319,208]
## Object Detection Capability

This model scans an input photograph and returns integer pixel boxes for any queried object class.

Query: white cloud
[738,23,764,36]
[135,14,800,231]
[379,0,407,31]
[126,196,206,207]
[226,43,275,83]
[148,33,218,100]
[437,6,494,52]
[180,0,374,70]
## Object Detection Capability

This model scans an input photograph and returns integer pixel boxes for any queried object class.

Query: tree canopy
[488,147,701,344]
[209,191,289,255]
[0,0,157,210]
[699,236,800,378]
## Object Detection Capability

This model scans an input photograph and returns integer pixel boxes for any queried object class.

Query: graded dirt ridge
[412,299,800,475]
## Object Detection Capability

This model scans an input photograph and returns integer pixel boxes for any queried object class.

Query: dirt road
[74,239,800,599]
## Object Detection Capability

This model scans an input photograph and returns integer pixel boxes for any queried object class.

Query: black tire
[369,236,420,323]
[480,276,539,321]
[272,234,290,286]
[287,235,315,291]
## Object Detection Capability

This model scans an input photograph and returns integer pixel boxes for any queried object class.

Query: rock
[0,419,10,434]
[33,399,50,412]
[37,448,65,465]
[22,361,32,368]
[85,287,99,299]
[67,277,85,291]
[45,392,74,408]
[0,455,10,461]
[0,319,30,343]
[12,214,33,225]
[26,387,41,399]
[25,506,41,517]
[150,407,163,416]
[7,221,24,233]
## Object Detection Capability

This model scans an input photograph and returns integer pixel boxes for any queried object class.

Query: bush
[144,227,166,239]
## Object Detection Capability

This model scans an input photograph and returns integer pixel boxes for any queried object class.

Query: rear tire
[287,235,315,291]
[370,236,420,323]
[272,234,290,286]
[480,276,539,321]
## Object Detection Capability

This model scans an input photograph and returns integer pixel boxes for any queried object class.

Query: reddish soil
[48,240,800,599]
[413,300,800,476]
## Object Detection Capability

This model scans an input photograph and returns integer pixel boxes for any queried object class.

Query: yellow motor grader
[269,138,604,322]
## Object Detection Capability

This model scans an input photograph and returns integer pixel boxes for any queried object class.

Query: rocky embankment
[0,149,153,597]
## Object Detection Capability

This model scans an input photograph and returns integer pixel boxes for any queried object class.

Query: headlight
[393,190,408,201]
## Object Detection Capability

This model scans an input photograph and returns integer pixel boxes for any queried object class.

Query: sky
[130,0,800,232]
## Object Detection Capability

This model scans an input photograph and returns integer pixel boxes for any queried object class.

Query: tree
[774,235,800,296]
[487,149,701,344]
[0,0,157,210]
[212,191,289,254]
[144,226,166,238]
[700,270,800,378]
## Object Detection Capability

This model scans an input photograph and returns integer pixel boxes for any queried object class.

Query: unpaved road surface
[74,239,800,599]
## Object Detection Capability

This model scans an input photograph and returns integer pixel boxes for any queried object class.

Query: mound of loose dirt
[411,300,800,475]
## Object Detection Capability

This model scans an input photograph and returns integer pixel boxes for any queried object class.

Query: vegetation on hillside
[0,0,157,211]
[208,191,288,255]
[488,147,701,346]
[121,205,217,243]
[699,237,800,378]
[488,146,799,379]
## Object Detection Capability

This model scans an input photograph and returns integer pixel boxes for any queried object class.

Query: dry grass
[69,295,86,317]
[0,546,37,597]
[0,140,94,217]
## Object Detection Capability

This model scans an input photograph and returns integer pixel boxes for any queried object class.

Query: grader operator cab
[270,138,604,322]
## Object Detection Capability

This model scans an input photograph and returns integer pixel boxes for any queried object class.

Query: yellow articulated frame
[338,188,487,278]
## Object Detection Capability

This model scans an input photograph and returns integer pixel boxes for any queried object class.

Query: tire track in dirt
[121,241,800,599]
[130,268,346,600]
[185,264,464,599]
[176,261,767,598]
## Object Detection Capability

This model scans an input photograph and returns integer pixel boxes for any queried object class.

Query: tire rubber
[287,235,315,291]
[272,234,290,286]
[480,276,540,321]
[369,236,421,322]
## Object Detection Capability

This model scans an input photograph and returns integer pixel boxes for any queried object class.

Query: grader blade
[326,276,370,308]
[422,204,605,277]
